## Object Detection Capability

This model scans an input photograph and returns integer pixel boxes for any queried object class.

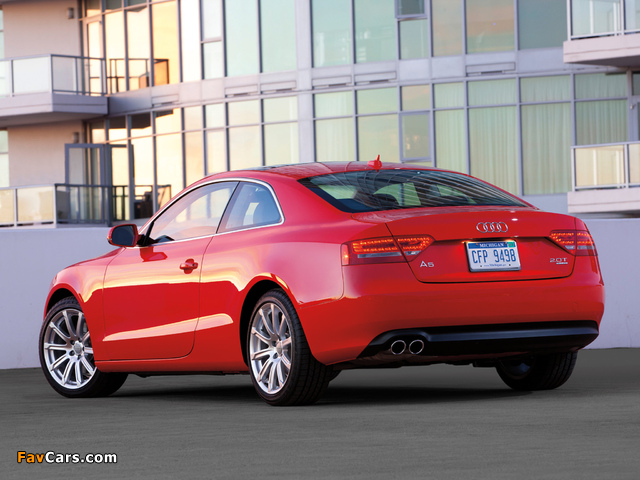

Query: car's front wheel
[496,351,578,391]
[39,297,127,398]
[248,290,332,406]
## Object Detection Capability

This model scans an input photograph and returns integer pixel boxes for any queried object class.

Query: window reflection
[466,0,515,53]
[152,1,178,85]
[312,0,352,67]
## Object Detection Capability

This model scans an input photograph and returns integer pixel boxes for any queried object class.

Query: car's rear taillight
[549,230,597,256]
[342,236,434,265]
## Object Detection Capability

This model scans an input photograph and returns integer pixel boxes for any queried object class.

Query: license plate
[466,240,521,272]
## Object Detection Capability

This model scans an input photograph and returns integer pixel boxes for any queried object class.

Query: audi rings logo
[476,222,508,233]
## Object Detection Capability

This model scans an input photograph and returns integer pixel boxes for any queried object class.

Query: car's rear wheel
[248,289,332,406]
[39,297,127,398]
[496,351,578,391]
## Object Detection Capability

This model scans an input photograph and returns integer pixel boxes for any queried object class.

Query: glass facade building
[1,0,639,223]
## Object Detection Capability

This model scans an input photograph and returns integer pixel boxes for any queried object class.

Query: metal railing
[572,141,640,190]
[0,183,172,227]
[569,0,640,39]
[0,55,106,97]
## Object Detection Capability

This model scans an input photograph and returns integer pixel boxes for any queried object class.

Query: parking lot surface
[2,348,639,479]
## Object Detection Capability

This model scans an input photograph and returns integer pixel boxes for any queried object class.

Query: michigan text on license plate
[466,241,521,272]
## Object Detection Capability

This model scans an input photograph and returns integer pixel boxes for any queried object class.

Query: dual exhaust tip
[390,339,424,356]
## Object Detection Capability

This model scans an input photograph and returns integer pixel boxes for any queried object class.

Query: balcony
[564,0,640,67]
[568,142,640,214]
[0,55,108,128]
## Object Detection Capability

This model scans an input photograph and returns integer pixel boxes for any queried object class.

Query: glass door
[64,144,106,223]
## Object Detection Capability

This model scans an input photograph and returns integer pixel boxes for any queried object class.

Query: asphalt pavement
[2,348,639,480]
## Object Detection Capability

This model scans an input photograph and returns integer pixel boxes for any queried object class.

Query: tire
[39,297,127,398]
[496,351,578,391]
[247,289,332,406]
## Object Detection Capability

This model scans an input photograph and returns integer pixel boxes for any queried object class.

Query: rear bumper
[298,258,604,365]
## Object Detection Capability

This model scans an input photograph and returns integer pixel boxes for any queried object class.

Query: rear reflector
[342,235,434,265]
[549,230,597,256]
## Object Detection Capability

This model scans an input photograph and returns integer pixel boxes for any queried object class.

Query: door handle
[180,259,198,271]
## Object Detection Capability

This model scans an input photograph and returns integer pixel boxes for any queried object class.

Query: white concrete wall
[0,219,638,369]
[9,121,83,186]
[3,0,81,58]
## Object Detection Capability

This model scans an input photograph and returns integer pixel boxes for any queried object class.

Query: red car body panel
[44,163,605,375]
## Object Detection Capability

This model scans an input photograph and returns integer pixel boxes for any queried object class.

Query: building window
[518,0,567,49]
[396,0,427,18]
[466,0,515,54]
[312,0,352,67]
[432,0,463,56]
[314,91,356,162]
[401,85,431,163]
[354,0,397,63]
[0,130,8,188]
[261,0,297,73]
[201,0,222,79]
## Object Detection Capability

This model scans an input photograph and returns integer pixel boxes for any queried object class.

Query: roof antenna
[368,155,382,171]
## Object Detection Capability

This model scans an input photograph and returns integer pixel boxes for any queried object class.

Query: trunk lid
[352,207,577,283]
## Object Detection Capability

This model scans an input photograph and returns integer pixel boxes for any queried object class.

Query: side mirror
[108,224,139,247]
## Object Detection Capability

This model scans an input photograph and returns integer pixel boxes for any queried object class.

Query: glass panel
[229,126,261,169]
[87,22,104,93]
[629,143,640,184]
[315,118,355,162]
[0,130,7,152]
[435,109,466,172]
[402,85,431,111]
[131,113,152,137]
[261,0,297,72]
[105,11,126,92]
[184,106,203,131]
[17,186,54,224]
[203,41,224,79]
[202,0,222,39]
[575,73,626,99]
[205,104,226,128]
[400,19,429,59]
[153,1,178,85]
[518,0,567,49]
[522,103,571,194]
[206,130,227,173]
[398,0,425,16]
[225,0,259,76]
[155,109,181,134]
[13,57,49,94]
[315,91,353,117]
[434,82,464,108]
[572,0,622,37]
[575,145,625,187]
[108,116,128,141]
[626,0,640,31]
[0,188,14,223]
[156,134,183,207]
[357,88,397,114]
[127,6,150,90]
[469,107,518,193]
[131,137,154,218]
[228,100,260,126]
[468,79,517,106]
[576,100,627,145]
[86,0,101,16]
[466,0,515,53]
[354,0,396,63]
[220,183,281,232]
[181,0,202,82]
[402,114,429,159]
[265,123,299,165]
[358,114,399,162]
[312,0,352,67]
[0,61,9,96]
[0,153,8,189]
[633,72,640,95]
[521,76,571,102]
[106,0,122,10]
[185,132,204,186]
[264,97,298,123]
[432,0,462,56]
[110,144,130,221]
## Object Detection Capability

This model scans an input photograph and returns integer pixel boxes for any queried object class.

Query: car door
[102,181,238,360]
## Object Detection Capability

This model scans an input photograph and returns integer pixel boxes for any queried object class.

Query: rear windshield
[299,169,527,213]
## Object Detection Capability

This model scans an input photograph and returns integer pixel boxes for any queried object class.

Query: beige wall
[4,0,81,57]
[8,121,82,186]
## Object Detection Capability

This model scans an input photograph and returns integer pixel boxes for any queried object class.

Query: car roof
[202,162,444,182]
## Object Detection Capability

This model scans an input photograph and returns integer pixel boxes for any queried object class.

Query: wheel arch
[45,287,79,316]
[239,279,290,366]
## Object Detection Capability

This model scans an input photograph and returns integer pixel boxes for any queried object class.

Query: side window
[148,181,238,243]
[219,182,282,233]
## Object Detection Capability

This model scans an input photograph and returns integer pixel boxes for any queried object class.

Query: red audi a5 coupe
[40,161,604,405]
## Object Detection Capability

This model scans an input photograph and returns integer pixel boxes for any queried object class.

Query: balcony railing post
[13,187,18,227]
[625,143,631,188]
